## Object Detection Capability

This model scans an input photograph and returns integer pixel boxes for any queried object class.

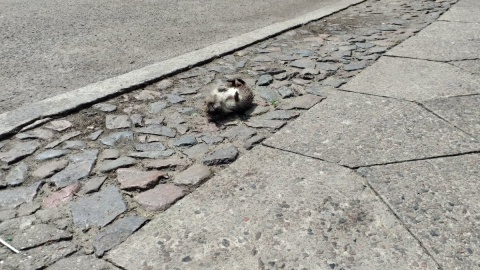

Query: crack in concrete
[384,54,480,64]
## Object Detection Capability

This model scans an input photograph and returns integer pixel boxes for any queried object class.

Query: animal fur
[205,78,253,119]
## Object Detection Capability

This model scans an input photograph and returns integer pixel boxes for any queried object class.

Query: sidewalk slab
[263,90,480,168]
[358,154,480,269]
[107,146,437,269]
[439,0,480,23]
[423,95,480,141]
[341,57,480,101]
[385,21,480,61]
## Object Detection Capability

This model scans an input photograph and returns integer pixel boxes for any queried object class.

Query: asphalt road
[0,0,338,113]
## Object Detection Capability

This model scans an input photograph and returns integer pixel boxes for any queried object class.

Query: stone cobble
[0,0,457,268]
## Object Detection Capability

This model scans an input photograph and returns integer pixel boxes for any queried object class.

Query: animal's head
[205,79,245,117]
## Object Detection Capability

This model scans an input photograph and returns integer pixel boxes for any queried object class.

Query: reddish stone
[134,184,187,211]
[32,159,69,179]
[116,168,167,190]
[173,164,211,186]
[43,183,81,208]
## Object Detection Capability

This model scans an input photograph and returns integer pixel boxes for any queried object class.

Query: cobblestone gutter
[0,0,457,268]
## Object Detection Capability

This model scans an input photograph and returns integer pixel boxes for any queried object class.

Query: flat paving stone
[182,144,210,160]
[50,150,98,188]
[0,140,41,164]
[48,255,119,270]
[11,223,71,250]
[149,101,169,114]
[245,119,286,130]
[358,154,480,269]
[134,142,167,152]
[117,168,167,190]
[32,159,68,179]
[343,57,480,101]
[97,156,137,173]
[0,241,77,270]
[0,181,42,209]
[386,21,480,61]
[439,0,480,23]
[92,103,117,112]
[45,131,82,149]
[203,145,239,165]
[100,131,133,146]
[100,149,120,160]
[134,184,187,211]
[134,125,176,138]
[94,216,147,257]
[15,128,54,140]
[35,149,70,161]
[277,94,325,110]
[105,115,131,129]
[44,120,73,132]
[255,86,279,103]
[107,146,437,269]
[261,110,300,120]
[80,176,107,194]
[43,182,81,208]
[264,90,480,168]
[71,186,127,228]
[5,161,28,186]
[62,140,86,150]
[173,135,198,147]
[128,150,174,159]
[87,130,104,140]
[173,164,211,186]
[423,95,480,141]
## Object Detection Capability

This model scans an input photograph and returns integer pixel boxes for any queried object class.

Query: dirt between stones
[0,0,456,268]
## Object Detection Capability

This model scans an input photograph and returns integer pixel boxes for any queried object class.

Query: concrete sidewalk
[107,0,480,269]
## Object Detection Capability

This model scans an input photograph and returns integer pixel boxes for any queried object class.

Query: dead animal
[205,78,254,120]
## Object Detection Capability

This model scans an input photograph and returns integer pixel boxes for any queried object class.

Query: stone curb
[0,0,364,139]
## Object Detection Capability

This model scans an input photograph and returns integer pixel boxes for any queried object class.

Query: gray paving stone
[343,61,368,71]
[255,86,279,103]
[80,176,107,194]
[277,94,325,110]
[423,95,480,141]
[203,145,239,165]
[149,101,169,114]
[246,119,286,130]
[15,128,54,140]
[221,126,257,141]
[358,154,480,269]
[0,209,16,222]
[0,241,77,270]
[94,216,147,257]
[439,0,480,23]
[264,90,480,167]
[343,57,480,101]
[87,130,104,140]
[50,150,99,188]
[134,125,176,138]
[289,58,316,69]
[166,94,186,104]
[245,105,270,116]
[71,186,127,228]
[278,86,294,98]
[316,62,339,71]
[200,134,224,145]
[143,157,189,169]
[134,184,187,211]
[134,142,167,152]
[62,140,86,150]
[11,224,71,250]
[45,131,82,149]
[173,164,211,186]
[97,156,137,173]
[322,76,347,88]
[100,149,120,160]
[182,144,210,160]
[133,90,161,101]
[386,21,480,61]
[257,74,274,86]
[130,114,143,127]
[0,140,41,164]
[128,150,175,159]
[32,159,68,179]
[305,84,330,96]
[5,161,28,186]
[0,181,42,209]
[0,215,36,235]
[107,146,437,269]
[155,79,173,90]
[117,168,166,190]
[106,115,131,129]
[100,131,133,146]
[173,135,198,147]
[44,120,73,132]
[48,255,120,270]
